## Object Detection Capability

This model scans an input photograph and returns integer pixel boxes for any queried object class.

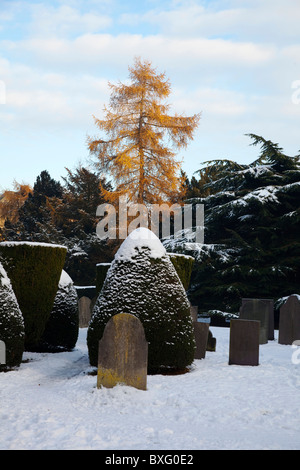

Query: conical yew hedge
[87,228,195,373]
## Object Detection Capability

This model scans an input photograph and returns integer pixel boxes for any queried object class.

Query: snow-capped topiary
[87,227,195,373]
[0,262,25,370]
[37,270,79,352]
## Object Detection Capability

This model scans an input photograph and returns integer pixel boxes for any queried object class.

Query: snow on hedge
[0,241,67,249]
[114,227,167,261]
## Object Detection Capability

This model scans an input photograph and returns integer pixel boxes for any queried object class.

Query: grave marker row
[95,295,300,390]
[239,298,274,344]
[279,295,300,345]
[238,295,300,346]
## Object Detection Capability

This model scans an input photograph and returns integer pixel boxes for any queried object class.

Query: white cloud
[132,0,300,44]
[15,33,275,72]
[0,0,299,189]
[24,3,112,37]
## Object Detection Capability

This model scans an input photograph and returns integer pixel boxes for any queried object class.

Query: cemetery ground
[1,326,299,450]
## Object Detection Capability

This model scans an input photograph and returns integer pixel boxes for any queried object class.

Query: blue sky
[1,0,300,191]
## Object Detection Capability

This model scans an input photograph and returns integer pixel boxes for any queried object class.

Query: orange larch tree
[88,57,201,205]
[0,181,32,226]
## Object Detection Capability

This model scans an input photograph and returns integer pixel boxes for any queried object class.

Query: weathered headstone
[193,322,209,359]
[207,329,216,351]
[190,305,198,322]
[264,298,275,340]
[229,319,260,366]
[279,295,300,345]
[241,298,274,340]
[239,298,269,344]
[78,296,92,328]
[0,340,6,365]
[97,313,148,390]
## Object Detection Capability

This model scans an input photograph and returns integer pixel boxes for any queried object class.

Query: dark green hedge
[95,263,111,294]
[0,263,25,370]
[0,242,67,351]
[37,270,79,352]
[168,253,195,290]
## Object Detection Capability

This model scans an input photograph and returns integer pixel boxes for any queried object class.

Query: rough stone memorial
[241,298,274,340]
[229,319,260,366]
[193,322,209,359]
[190,305,215,355]
[190,305,198,322]
[279,295,300,345]
[0,340,5,365]
[97,313,148,390]
[239,298,270,344]
[78,296,92,328]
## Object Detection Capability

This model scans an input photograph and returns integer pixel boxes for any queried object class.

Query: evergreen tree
[88,57,200,204]
[58,166,112,236]
[18,170,63,235]
[164,135,300,319]
[0,167,114,285]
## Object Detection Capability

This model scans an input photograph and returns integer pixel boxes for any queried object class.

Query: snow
[0,262,11,289]
[115,227,166,261]
[168,252,194,261]
[59,270,73,287]
[243,185,279,204]
[1,327,299,450]
[0,241,67,249]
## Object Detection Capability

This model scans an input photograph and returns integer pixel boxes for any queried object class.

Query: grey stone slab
[190,305,198,322]
[242,298,274,340]
[279,295,300,345]
[97,313,148,390]
[229,319,260,366]
[240,298,269,344]
[78,296,92,328]
[193,322,209,359]
[207,329,216,351]
[0,340,5,365]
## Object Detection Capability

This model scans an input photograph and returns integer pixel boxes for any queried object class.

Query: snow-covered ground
[1,326,299,450]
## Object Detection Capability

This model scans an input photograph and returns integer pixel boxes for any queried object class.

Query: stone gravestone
[241,298,274,340]
[193,322,209,359]
[0,340,6,365]
[78,296,92,328]
[190,305,214,357]
[97,313,148,390]
[264,298,275,340]
[190,305,198,322]
[229,319,260,366]
[239,298,269,344]
[279,295,300,345]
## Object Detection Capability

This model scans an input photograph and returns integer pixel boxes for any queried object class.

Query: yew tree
[88,58,200,204]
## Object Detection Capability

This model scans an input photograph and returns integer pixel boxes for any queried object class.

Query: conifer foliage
[172,135,300,316]
[88,57,200,204]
